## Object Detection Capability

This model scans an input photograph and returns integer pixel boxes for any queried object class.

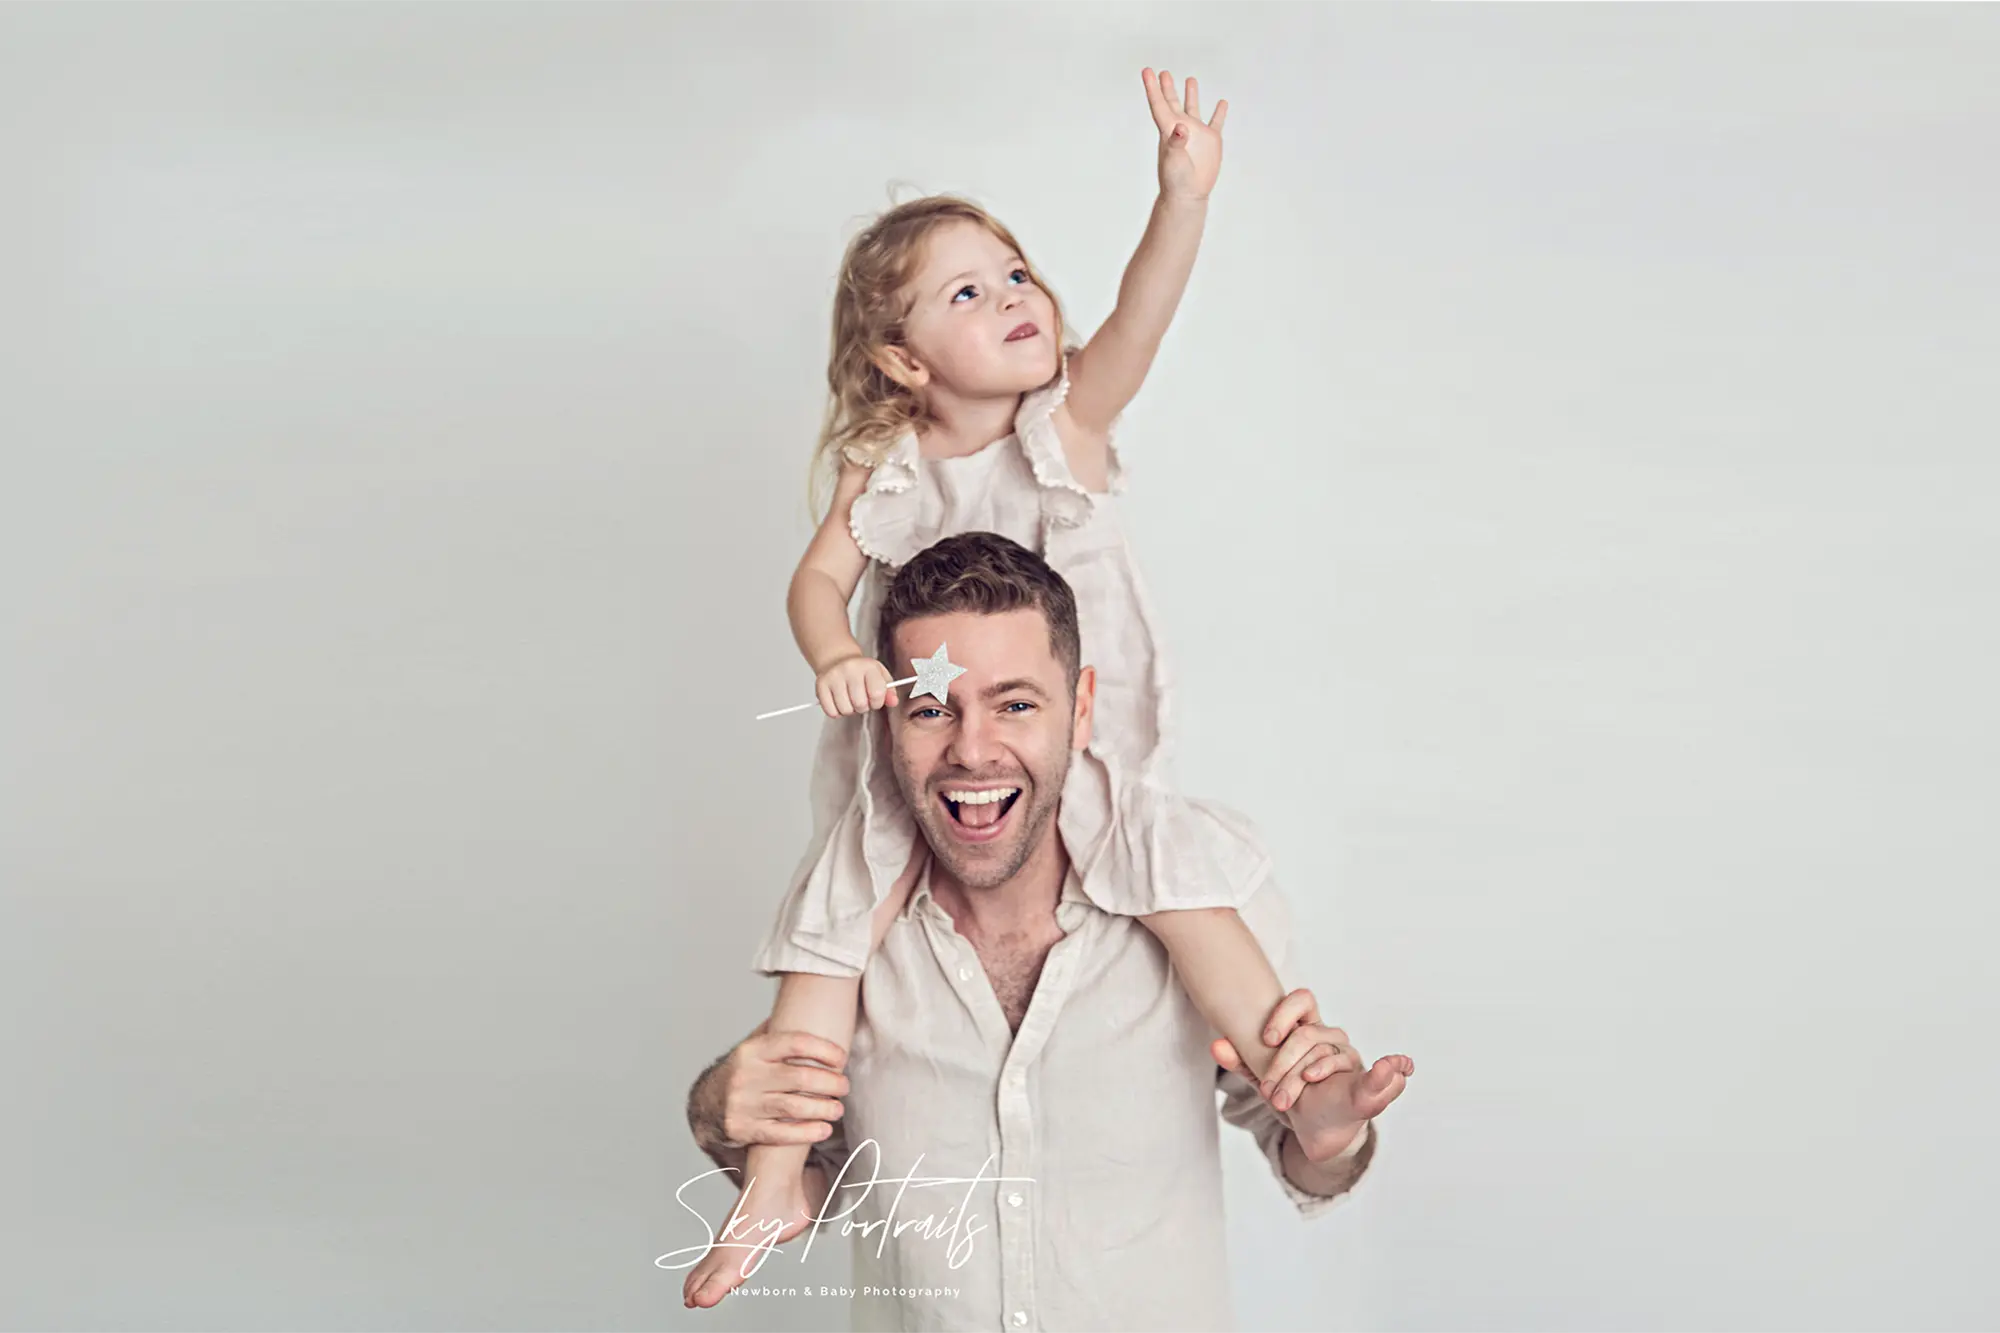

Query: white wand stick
[753,642,969,721]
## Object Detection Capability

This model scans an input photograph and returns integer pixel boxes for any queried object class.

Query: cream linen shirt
[800,854,1371,1332]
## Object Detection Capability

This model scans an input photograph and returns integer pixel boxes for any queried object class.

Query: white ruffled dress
[752,366,1275,977]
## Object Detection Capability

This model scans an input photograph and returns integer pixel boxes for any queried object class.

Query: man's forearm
[686,1053,747,1174]
[1280,1121,1377,1199]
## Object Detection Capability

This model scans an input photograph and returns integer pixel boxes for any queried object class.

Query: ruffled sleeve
[1057,746,1273,916]
[1012,359,1128,534]
[843,432,923,568]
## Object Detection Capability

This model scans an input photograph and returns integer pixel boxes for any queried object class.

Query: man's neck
[929,826,1068,942]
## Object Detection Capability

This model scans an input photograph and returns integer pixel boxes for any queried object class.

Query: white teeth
[943,788,1018,805]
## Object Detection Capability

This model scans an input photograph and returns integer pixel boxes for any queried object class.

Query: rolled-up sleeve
[1217,878,1372,1216]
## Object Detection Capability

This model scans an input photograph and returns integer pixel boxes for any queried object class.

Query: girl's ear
[871,343,930,390]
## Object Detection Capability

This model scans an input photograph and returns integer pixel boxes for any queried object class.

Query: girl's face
[888,219,1060,401]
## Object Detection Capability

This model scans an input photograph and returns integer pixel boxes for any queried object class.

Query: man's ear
[1071,664,1096,751]
[871,343,930,391]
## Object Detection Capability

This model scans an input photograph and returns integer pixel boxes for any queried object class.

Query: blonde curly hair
[807,194,1072,519]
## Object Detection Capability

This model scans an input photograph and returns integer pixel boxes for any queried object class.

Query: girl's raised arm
[787,460,873,674]
[1064,68,1230,444]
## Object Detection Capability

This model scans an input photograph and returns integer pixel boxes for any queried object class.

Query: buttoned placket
[915,890,1091,1333]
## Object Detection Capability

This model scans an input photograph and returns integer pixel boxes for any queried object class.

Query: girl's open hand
[1142,67,1227,201]
[815,653,898,718]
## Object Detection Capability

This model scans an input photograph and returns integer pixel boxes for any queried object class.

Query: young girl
[684,70,1356,1309]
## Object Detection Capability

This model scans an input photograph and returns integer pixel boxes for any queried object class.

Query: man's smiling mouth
[939,786,1023,840]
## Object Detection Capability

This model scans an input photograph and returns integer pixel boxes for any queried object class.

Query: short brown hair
[877,532,1081,697]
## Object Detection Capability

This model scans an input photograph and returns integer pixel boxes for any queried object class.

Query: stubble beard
[900,764,1065,893]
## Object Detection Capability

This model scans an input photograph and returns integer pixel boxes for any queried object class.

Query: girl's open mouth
[939,788,1023,843]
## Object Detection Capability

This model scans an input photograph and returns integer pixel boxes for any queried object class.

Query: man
[684,532,1413,1330]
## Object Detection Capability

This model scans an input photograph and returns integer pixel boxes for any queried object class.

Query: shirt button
[1011,1313,1028,1327]
[1007,1191,1024,1207]
[958,966,972,981]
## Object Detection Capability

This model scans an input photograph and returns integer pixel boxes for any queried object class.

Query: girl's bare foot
[1281,1054,1414,1163]
[682,1170,813,1309]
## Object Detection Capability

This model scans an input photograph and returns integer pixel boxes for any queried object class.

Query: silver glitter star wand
[753,642,969,721]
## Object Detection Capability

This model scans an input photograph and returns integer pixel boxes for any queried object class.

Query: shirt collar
[902,835,1094,923]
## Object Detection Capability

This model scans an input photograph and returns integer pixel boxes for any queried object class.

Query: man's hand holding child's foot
[1211,987,1416,1164]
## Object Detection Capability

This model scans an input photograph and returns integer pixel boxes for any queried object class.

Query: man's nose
[944,710,999,768]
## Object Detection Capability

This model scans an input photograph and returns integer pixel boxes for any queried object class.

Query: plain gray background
[3,2,1995,1330]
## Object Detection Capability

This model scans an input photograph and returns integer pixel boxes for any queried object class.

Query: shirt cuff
[1217,1062,1371,1218]
[1265,1118,1371,1218]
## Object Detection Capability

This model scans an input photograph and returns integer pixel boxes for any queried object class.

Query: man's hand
[1213,988,1415,1166]
[686,1019,850,1171]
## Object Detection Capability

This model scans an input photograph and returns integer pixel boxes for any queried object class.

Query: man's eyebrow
[981,677,1049,701]
[899,677,1048,711]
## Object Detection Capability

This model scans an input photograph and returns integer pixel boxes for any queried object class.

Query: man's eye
[914,707,944,719]
[1005,701,1034,713]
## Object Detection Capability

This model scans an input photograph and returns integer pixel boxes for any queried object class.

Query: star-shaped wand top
[753,641,970,721]
[906,641,969,705]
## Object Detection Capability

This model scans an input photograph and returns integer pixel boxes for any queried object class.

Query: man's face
[885,607,1093,892]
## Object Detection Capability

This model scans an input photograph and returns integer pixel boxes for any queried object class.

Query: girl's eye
[1009,268,1030,285]
[952,285,976,303]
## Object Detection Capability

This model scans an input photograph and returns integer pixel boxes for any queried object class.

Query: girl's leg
[1140,905,1354,1144]
[683,844,927,1309]
[1140,906,1287,1083]
[684,971,857,1308]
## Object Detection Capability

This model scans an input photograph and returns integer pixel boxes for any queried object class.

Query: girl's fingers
[1141,67,1168,125]
[1185,76,1199,120]
[1209,98,1228,134]
[1159,69,1179,113]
